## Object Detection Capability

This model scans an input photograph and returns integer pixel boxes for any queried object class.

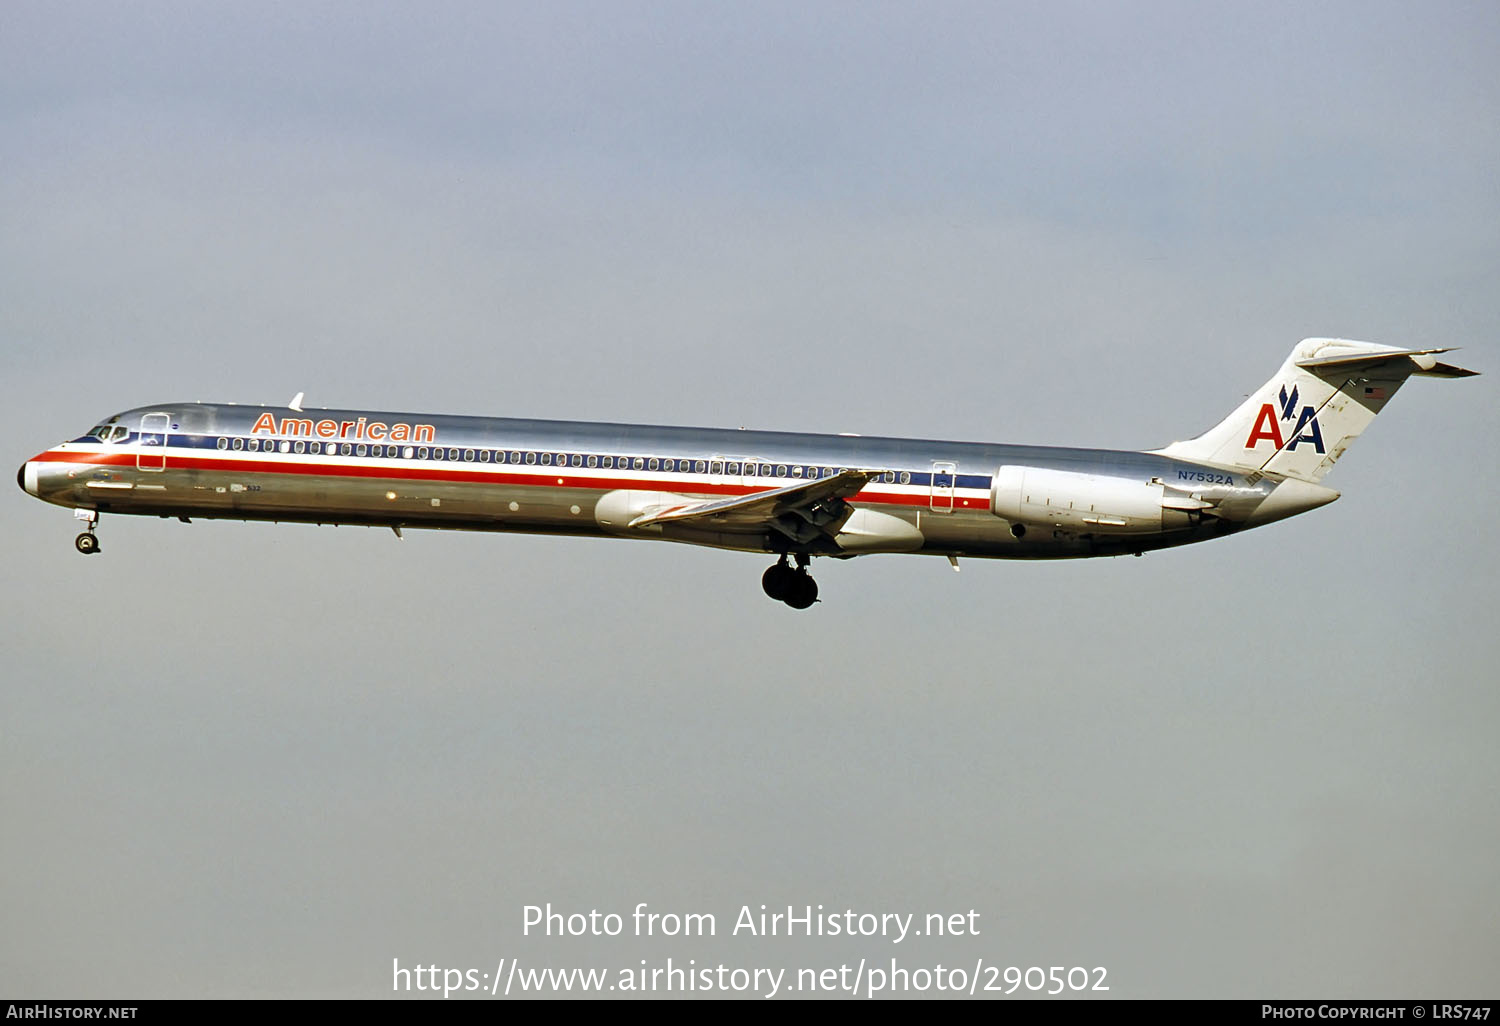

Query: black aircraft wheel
[762,562,795,601]
[75,532,100,555]
[783,573,818,610]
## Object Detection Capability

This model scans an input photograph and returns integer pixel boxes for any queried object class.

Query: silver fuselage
[19,401,1323,561]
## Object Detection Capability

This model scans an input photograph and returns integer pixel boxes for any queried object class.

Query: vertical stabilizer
[1153,339,1477,482]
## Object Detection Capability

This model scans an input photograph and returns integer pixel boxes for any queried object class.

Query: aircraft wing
[628,468,877,538]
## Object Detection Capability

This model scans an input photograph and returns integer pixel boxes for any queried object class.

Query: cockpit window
[88,424,129,443]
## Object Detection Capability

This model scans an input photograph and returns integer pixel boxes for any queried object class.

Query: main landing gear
[74,509,101,555]
[762,553,818,610]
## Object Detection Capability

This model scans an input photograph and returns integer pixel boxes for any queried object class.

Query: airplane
[17,338,1477,609]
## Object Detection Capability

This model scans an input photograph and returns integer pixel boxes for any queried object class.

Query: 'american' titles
[250,412,435,443]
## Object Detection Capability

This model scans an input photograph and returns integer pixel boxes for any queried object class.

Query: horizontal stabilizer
[1295,347,1478,378]
[1413,361,1479,378]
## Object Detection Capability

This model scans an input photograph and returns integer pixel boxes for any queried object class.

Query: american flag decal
[1364,386,1387,399]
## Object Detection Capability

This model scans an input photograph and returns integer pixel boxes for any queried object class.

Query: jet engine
[991,465,1194,535]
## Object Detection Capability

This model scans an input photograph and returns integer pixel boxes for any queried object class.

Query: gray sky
[2,0,1496,999]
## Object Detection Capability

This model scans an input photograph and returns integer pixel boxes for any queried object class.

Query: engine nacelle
[991,465,1188,536]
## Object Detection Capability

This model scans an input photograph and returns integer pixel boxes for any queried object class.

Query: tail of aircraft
[1154,339,1477,482]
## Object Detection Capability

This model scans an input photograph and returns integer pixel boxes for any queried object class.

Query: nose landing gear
[74,509,101,555]
[761,554,818,609]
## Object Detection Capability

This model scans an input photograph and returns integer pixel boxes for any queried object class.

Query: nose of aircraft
[18,461,38,497]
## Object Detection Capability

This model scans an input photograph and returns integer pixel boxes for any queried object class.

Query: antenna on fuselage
[288,392,305,412]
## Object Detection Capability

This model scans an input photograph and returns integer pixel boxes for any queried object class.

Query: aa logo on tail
[1244,385,1325,453]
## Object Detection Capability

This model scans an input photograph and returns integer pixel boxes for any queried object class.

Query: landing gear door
[930,461,956,512]
[137,413,169,471]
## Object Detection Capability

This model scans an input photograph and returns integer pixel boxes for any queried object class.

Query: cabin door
[137,413,169,472]
[929,461,956,512]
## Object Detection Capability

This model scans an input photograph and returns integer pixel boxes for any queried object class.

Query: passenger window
[727,461,740,475]
[525,452,536,465]
[340,443,351,455]
[900,471,910,484]
[217,437,228,450]
[648,458,659,471]
[279,441,290,453]
[587,455,597,468]
[571,454,582,467]
[464,449,475,462]
[354,443,365,456]
[792,465,803,477]
[776,465,788,477]
[694,460,706,473]
[447,448,459,460]
[295,441,307,454]
[232,437,243,450]
[631,457,642,470]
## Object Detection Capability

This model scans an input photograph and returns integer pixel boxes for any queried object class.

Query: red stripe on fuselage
[29,449,990,510]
